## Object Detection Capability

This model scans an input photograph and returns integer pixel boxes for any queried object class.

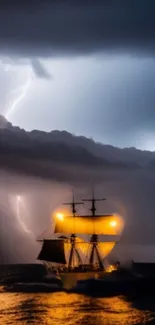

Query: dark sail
[37,239,66,264]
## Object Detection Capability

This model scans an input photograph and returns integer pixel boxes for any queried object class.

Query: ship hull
[59,270,105,289]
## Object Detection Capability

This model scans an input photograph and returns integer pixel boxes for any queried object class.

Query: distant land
[0,115,155,180]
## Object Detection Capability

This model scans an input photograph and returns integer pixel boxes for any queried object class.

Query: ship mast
[63,195,83,269]
[82,189,106,270]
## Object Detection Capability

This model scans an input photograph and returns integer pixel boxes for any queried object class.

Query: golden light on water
[0,291,152,325]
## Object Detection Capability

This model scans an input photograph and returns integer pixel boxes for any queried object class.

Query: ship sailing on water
[3,192,155,296]
[37,191,124,279]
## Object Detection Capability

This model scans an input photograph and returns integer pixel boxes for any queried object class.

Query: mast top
[63,195,83,216]
[82,189,106,216]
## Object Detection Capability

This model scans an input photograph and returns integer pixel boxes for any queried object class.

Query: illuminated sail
[64,240,116,265]
[76,234,120,243]
[37,192,125,271]
[54,214,124,235]
[83,242,116,260]
[64,237,89,267]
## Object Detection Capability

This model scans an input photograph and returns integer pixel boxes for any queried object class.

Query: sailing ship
[37,192,124,287]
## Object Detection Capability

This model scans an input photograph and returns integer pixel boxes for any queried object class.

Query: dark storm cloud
[0,115,142,183]
[2,118,155,263]
[1,57,52,79]
[0,0,154,56]
[31,59,52,79]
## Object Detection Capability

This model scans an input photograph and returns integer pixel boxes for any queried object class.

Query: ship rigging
[37,191,124,273]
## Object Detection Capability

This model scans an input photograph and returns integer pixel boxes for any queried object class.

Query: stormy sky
[0,0,155,150]
[1,0,155,265]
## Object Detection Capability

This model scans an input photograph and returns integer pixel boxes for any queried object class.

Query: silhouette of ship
[37,191,124,288]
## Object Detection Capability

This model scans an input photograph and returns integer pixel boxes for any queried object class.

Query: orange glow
[64,241,117,266]
[110,220,117,227]
[56,213,64,221]
[53,206,71,222]
[106,264,117,273]
[54,213,124,235]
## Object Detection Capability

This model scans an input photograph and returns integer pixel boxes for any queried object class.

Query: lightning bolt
[9,194,34,237]
[16,195,34,237]
[2,62,33,119]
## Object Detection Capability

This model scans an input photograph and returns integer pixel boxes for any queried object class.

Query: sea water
[0,264,155,325]
[0,290,155,325]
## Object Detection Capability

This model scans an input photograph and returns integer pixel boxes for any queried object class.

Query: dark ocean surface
[0,264,155,324]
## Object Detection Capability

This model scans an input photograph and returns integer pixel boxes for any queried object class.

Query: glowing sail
[63,240,116,266]
[37,192,125,271]
[54,214,124,235]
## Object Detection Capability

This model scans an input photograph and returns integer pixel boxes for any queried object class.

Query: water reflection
[0,292,154,325]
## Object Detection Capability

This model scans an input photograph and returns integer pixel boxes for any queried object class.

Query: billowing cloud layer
[1,56,52,79]
[1,118,155,263]
[0,0,154,57]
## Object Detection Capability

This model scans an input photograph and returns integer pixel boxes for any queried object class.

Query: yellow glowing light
[106,264,117,273]
[56,213,64,221]
[55,214,124,235]
[110,221,117,227]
